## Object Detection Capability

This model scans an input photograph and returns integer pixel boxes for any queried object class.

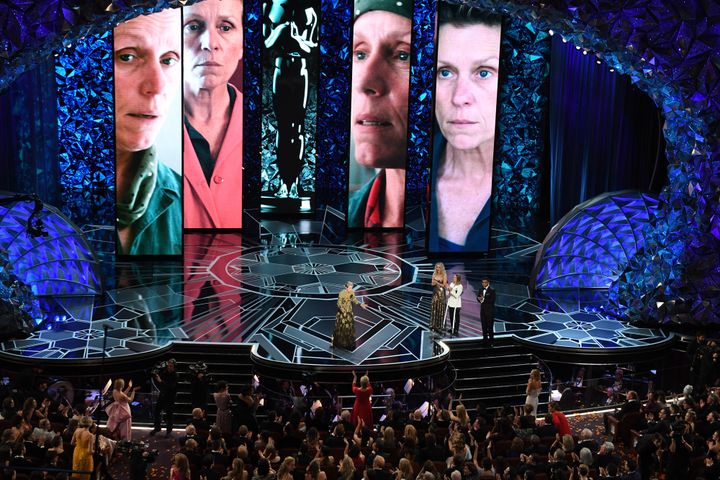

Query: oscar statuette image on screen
[428,2,502,253]
[114,8,183,255]
[260,0,319,215]
[182,0,245,229]
[346,0,413,229]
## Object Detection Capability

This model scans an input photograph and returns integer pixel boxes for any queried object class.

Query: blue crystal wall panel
[55,31,115,228]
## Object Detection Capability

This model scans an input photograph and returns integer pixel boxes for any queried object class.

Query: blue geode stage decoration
[243,0,262,212]
[405,0,436,215]
[531,191,660,291]
[0,247,43,329]
[458,0,720,326]
[55,30,115,228]
[493,16,549,226]
[1,0,720,325]
[3,61,62,208]
[0,193,102,296]
[315,0,353,212]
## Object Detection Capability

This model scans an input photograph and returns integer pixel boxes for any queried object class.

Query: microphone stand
[92,324,110,479]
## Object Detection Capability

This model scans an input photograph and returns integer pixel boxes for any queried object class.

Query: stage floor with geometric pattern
[0,211,673,365]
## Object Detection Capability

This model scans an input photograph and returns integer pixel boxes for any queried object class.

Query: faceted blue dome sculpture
[532,191,659,291]
[0,192,102,296]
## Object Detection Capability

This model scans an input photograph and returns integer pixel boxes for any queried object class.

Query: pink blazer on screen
[183,84,243,229]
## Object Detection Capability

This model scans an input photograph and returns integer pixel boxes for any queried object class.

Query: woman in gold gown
[71,416,95,480]
[430,263,448,332]
[332,281,367,350]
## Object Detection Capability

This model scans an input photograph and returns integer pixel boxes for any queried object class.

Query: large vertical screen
[428,2,502,252]
[346,0,413,229]
[114,8,183,255]
[182,0,245,229]
[260,0,319,214]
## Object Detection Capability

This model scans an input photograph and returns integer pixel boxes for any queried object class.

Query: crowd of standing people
[2,331,719,479]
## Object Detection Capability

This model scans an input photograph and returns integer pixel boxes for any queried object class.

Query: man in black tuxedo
[477,277,496,346]
[604,389,642,435]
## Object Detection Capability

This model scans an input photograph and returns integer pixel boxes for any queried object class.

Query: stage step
[167,341,254,419]
[449,338,549,414]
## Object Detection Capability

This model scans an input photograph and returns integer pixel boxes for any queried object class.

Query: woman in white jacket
[447,274,464,336]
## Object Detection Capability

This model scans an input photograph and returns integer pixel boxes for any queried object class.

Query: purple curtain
[547,36,666,224]
[0,60,61,206]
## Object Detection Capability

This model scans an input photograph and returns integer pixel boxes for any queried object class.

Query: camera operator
[663,421,693,479]
[151,359,177,437]
[118,441,158,480]
[189,362,210,412]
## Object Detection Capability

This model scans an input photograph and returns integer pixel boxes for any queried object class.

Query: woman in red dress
[350,370,373,428]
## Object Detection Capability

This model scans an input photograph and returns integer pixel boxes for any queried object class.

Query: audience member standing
[351,371,373,429]
[548,402,571,437]
[214,381,233,436]
[525,369,542,417]
[235,385,259,433]
[71,416,95,480]
[170,453,191,480]
[106,378,140,441]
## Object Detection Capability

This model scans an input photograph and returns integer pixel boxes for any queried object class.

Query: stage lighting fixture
[582,50,588,55]
[548,29,554,36]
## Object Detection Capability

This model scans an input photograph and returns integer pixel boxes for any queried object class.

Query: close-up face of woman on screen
[183,0,244,96]
[114,8,183,256]
[346,0,413,230]
[182,0,245,230]
[430,4,501,252]
[435,22,500,155]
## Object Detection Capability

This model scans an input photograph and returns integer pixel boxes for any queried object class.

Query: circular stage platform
[0,221,675,367]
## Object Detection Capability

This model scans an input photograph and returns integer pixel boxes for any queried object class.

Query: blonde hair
[383,426,396,446]
[173,453,191,479]
[114,378,125,391]
[360,375,369,388]
[397,458,413,478]
[434,263,446,276]
[339,455,355,480]
[225,457,246,480]
[277,456,295,479]
[456,404,469,426]
[530,369,541,380]
[403,424,417,443]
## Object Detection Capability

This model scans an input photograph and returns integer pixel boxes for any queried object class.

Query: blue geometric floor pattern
[0,220,672,364]
[496,290,673,349]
